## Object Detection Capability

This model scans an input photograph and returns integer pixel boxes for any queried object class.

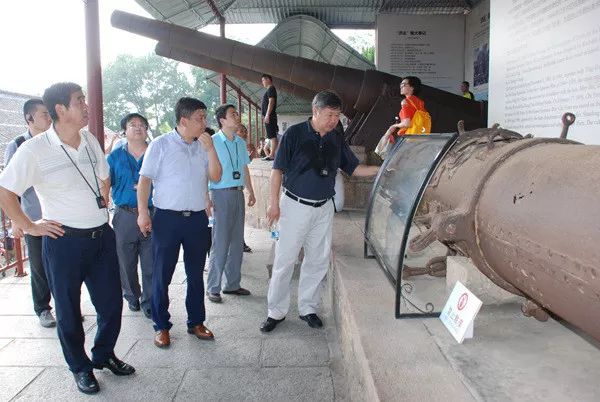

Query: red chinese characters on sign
[457,293,468,311]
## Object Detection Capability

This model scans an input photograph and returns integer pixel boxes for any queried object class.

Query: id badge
[96,196,107,209]
[232,171,241,180]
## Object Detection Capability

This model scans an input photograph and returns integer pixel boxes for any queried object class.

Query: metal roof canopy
[136,0,481,29]
[203,14,375,114]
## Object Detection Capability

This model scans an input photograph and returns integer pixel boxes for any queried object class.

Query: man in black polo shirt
[261,73,278,161]
[260,91,379,332]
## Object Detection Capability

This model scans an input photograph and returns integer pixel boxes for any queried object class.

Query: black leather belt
[62,223,107,239]
[284,190,330,208]
[158,208,202,217]
[117,205,153,214]
[213,186,244,191]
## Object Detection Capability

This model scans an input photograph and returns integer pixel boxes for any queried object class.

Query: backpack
[404,98,431,135]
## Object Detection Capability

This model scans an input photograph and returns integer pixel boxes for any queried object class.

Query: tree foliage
[102,54,193,135]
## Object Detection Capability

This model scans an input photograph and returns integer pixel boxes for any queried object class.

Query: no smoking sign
[440,282,482,343]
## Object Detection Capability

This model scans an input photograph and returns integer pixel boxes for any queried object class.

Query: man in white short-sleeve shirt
[0,82,135,395]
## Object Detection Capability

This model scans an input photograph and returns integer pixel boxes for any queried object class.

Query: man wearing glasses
[107,113,153,319]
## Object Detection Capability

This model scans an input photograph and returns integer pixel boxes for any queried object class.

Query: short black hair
[23,99,44,124]
[120,113,149,131]
[214,104,235,129]
[462,81,470,88]
[175,97,207,124]
[312,90,343,111]
[204,127,215,135]
[404,76,422,95]
[42,82,82,121]
[261,74,273,81]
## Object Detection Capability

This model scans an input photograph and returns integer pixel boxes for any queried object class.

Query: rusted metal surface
[111,10,484,150]
[560,112,576,139]
[154,42,316,101]
[414,126,600,342]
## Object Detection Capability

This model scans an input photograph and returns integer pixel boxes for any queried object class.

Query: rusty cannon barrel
[155,42,316,101]
[411,127,600,342]
[111,10,484,150]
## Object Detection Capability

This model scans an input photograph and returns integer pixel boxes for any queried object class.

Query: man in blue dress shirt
[206,104,256,303]
[136,97,222,348]
[107,113,153,318]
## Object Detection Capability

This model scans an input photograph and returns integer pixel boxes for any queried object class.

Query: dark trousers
[113,207,153,310]
[151,208,209,331]
[24,234,52,315]
[42,224,123,373]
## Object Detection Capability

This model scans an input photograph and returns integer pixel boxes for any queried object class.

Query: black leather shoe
[143,308,152,319]
[93,355,136,376]
[299,313,323,328]
[260,317,285,332]
[128,301,140,311]
[73,371,99,394]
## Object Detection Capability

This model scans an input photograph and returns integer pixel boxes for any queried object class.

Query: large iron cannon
[412,126,600,342]
[111,10,484,151]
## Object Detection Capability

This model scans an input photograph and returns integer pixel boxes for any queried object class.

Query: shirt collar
[306,118,337,139]
[45,124,87,148]
[217,130,239,143]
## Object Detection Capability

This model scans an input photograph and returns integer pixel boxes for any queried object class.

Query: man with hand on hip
[136,97,222,349]
[0,82,134,394]
[261,90,379,333]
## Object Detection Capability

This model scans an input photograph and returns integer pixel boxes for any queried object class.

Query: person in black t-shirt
[261,74,278,161]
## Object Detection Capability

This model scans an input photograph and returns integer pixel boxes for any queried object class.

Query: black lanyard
[60,144,102,198]
[223,139,239,171]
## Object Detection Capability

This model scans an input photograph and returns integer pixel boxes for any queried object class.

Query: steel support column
[248,101,252,143]
[84,0,105,148]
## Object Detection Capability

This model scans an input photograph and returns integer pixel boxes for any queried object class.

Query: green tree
[102,54,193,135]
[361,46,375,63]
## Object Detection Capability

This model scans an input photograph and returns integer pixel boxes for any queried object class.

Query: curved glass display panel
[364,133,458,318]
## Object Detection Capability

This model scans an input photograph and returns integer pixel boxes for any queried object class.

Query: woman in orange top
[383,76,425,141]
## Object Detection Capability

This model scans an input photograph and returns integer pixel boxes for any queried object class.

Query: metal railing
[0,209,28,278]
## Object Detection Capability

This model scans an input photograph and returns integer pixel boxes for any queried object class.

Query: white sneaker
[39,310,56,328]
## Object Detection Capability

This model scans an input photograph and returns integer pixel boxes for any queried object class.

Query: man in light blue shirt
[137,97,222,349]
[3,98,55,328]
[206,104,256,303]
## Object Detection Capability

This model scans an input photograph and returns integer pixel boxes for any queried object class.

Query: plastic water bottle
[270,223,279,241]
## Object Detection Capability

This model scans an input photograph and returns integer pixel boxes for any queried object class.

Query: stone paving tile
[0,337,136,367]
[124,335,261,369]
[175,367,334,401]
[0,227,339,401]
[0,315,94,339]
[261,336,330,367]
[207,315,325,339]
[0,367,44,401]
[12,367,185,402]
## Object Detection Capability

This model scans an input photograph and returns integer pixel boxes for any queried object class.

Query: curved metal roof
[136,0,479,29]
[206,14,375,114]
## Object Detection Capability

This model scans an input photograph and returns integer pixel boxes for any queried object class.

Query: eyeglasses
[127,123,147,130]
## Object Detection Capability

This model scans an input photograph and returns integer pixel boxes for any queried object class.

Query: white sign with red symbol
[440,281,483,343]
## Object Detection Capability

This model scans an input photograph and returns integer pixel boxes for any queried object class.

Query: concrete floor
[330,210,600,402]
[0,228,341,401]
